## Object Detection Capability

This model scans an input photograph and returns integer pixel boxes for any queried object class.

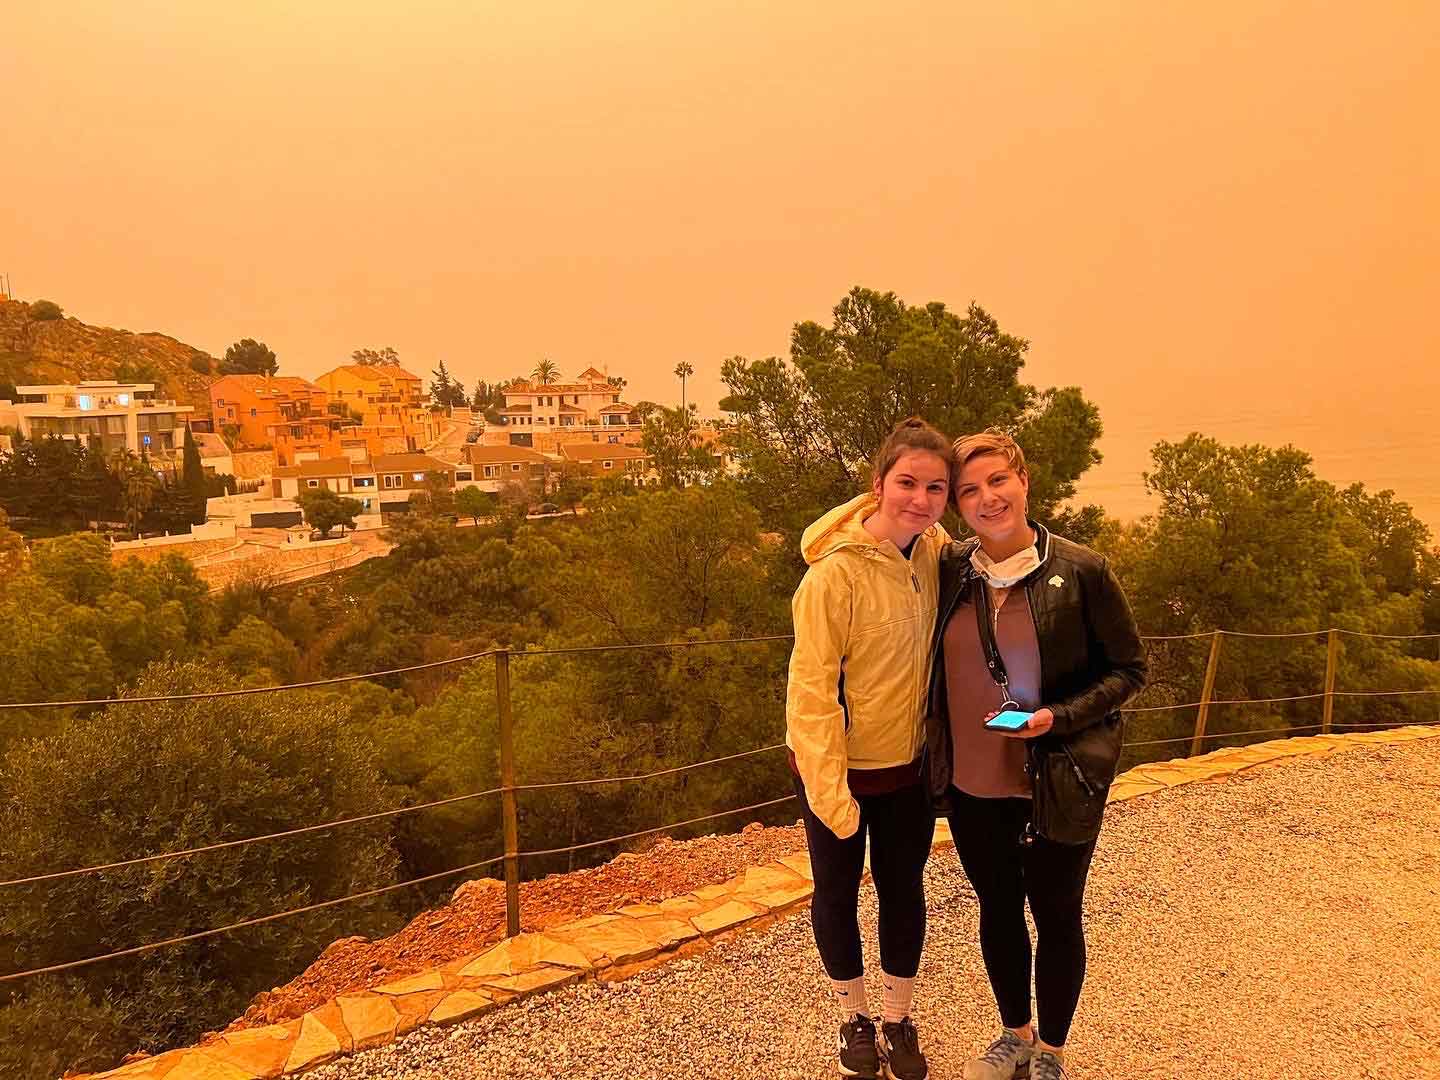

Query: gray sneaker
[961,1030,1034,1080]
[1029,1051,1066,1080]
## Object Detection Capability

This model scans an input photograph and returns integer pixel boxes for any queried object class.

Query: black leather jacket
[923,522,1147,843]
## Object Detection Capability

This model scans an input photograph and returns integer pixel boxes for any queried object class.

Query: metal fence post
[1190,631,1224,757]
[1321,629,1340,734]
[495,649,521,937]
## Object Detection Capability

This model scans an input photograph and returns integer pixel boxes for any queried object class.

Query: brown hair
[871,416,955,491]
[951,430,1028,490]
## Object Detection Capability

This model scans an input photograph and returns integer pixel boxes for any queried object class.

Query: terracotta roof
[576,366,608,380]
[323,364,422,383]
[557,403,585,413]
[559,443,649,463]
[372,452,454,473]
[465,444,553,465]
[273,457,358,479]
[499,403,533,413]
[210,374,324,397]
[598,402,636,413]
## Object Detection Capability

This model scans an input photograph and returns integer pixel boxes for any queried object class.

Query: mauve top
[943,586,1040,799]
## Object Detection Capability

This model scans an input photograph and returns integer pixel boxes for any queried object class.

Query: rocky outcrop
[0,299,216,413]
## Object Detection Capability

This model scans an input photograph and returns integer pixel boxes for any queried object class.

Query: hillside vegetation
[0,299,215,410]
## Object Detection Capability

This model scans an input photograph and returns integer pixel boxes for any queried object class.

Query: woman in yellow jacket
[786,417,953,1080]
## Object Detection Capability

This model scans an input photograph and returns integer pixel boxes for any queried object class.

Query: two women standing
[786,421,1146,1080]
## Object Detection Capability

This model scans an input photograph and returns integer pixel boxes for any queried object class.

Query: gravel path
[309,741,1440,1080]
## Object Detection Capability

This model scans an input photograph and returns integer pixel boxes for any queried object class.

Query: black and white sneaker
[879,1017,929,1080]
[838,1014,881,1079]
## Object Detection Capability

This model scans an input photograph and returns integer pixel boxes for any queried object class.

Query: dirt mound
[228,821,807,1032]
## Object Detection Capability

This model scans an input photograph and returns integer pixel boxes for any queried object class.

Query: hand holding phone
[984,709,1034,732]
[982,706,1056,739]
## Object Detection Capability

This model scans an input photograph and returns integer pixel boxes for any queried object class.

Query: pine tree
[182,426,208,525]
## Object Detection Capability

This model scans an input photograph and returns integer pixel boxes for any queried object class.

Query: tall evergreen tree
[181,426,208,525]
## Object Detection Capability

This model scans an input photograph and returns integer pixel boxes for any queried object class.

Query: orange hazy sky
[3,2,1437,528]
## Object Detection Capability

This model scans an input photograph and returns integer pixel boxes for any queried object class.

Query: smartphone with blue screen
[984,709,1034,732]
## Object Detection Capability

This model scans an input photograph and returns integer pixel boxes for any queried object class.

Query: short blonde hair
[952,431,1027,477]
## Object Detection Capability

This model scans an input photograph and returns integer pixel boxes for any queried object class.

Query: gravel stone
[306,741,1440,1079]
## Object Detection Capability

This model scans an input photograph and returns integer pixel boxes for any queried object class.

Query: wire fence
[1,625,1437,986]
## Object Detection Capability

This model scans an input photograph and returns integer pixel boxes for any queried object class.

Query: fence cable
[0,854,506,984]
[514,744,785,792]
[0,787,507,889]
[518,795,799,859]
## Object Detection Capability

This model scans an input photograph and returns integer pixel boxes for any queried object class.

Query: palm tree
[531,359,559,385]
[111,450,158,534]
[673,361,695,414]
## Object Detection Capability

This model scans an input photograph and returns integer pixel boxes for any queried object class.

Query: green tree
[188,355,212,375]
[0,509,27,581]
[30,532,114,604]
[221,338,278,377]
[642,404,717,488]
[0,664,401,1068]
[28,299,63,321]
[215,614,301,683]
[429,359,467,409]
[181,425,208,525]
[455,485,496,526]
[1104,434,1438,755]
[296,487,362,538]
[112,451,159,534]
[720,287,1103,542]
[351,346,400,367]
[531,358,559,385]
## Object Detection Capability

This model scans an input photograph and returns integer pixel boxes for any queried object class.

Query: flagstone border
[75,724,1440,1080]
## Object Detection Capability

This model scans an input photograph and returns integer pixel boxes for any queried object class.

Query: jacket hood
[800,493,881,565]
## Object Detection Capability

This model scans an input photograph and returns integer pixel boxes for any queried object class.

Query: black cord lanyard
[972,573,1022,713]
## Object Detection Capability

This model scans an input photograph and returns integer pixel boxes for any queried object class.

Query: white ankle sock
[832,975,868,1020]
[880,972,915,1023]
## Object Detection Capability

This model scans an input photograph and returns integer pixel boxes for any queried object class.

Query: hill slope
[0,298,216,413]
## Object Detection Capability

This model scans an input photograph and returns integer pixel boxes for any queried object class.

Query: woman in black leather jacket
[925,431,1146,1080]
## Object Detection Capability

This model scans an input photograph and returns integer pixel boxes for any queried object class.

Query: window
[603,460,613,469]
[307,479,320,488]
[250,408,257,417]
[411,472,426,482]
[383,474,403,489]
[117,393,130,406]
[216,398,225,407]
[456,470,473,482]
[77,395,92,410]
[612,395,619,403]
[354,476,375,488]
[511,463,521,472]
[483,465,498,478]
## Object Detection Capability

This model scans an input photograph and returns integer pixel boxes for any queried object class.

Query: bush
[0,663,403,1068]
[0,978,135,1080]
[28,300,63,321]
[189,355,212,375]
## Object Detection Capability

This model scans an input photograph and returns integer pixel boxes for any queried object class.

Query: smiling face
[870,449,951,540]
[954,451,1031,546]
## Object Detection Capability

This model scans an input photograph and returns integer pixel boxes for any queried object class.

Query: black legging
[946,787,1097,1047]
[794,774,934,981]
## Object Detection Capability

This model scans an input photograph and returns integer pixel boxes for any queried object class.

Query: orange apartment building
[209,374,370,467]
[313,364,442,452]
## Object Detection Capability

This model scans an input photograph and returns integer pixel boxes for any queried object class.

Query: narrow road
[309,740,1440,1080]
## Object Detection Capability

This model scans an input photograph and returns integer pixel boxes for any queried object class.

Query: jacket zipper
[1060,743,1097,798]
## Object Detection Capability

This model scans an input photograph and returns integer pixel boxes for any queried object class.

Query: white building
[3,381,195,458]
[497,367,638,432]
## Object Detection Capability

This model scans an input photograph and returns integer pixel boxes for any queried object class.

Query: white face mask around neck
[970,541,1040,589]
